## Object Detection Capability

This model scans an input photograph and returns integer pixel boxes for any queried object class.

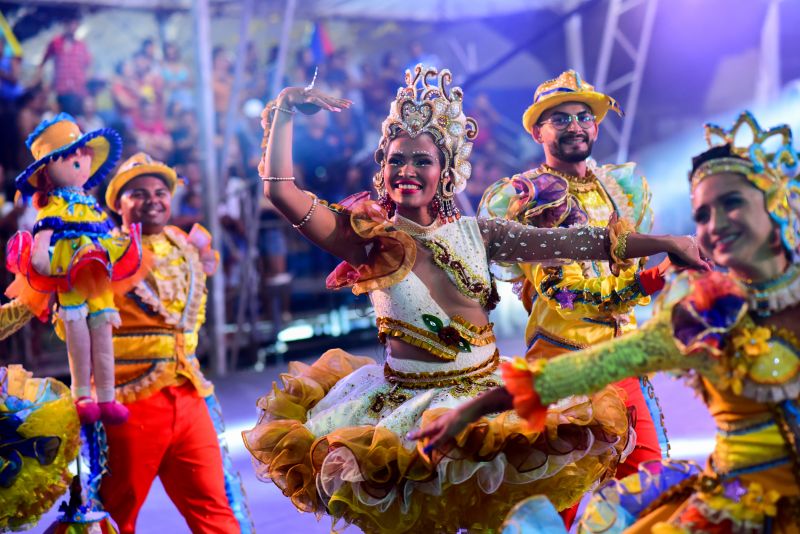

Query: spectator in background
[38,14,90,116]
[111,59,139,123]
[294,48,316,83]
[293,111,342,200]
[15,85,50,172]
[467,92,501,151]
[243,41,266,102]
[133,99,172,161]
[0,35,23,106]
[140,37,157,64]
[168,103,198,166]
[238,98,265,171]
[379,51,400,99]
[171,186,203,232]
[161,41,192,110]
[212,46,232,121]
[264,45,287,100]
[77,94,104,132]
[132,50,163,111]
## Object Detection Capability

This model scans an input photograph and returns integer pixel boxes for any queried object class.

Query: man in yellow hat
[479,70,667,520]
[99,152,252,533]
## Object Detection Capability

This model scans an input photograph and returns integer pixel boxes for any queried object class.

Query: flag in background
[309,21,334,64]
[0,12,23,57]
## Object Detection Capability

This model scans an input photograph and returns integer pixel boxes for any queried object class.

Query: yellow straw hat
[105,152,179,213]
[521,70,623,134]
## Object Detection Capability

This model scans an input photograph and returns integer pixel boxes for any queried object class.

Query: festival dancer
[479,70,667,489]
[97,153,251,534]
[242,65,708,533]
[413,111,800,533]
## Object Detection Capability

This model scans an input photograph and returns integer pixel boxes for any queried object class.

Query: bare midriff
[383,244,492,364]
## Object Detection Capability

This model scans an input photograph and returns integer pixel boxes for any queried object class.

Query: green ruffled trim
[535,312,686,404]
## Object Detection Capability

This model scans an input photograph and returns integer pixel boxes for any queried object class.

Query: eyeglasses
[538,112,596,130]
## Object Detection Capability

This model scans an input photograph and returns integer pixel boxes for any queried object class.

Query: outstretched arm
[261,87,367,266]
[410,311,695,451]
[478,217,708,271]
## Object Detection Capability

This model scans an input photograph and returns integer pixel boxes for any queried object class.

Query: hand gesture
[406,409,470,456]
[276,87,352,114]
[668,235,712,272]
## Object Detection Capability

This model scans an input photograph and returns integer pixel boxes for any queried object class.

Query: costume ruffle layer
[243,349,634,533]
[575,459,799,533]
[5,224,150,319]
[0,365,81,531]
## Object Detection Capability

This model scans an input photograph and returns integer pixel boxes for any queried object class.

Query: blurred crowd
[0,14,520,335]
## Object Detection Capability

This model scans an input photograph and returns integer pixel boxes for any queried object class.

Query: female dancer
[413,111,800,533]
[243,65,707,533]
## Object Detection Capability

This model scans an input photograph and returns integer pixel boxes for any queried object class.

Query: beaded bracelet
[293,196,319,229]
[607,216,636,272]
[272,105,296,115]
[614,231,631,261]
[260,176,295,182]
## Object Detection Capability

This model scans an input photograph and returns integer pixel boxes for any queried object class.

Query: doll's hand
[188,224,219,275]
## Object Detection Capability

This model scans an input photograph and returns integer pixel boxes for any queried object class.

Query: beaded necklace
[392,214,442,239]
[743,262,800,317]
[539,164,600,194]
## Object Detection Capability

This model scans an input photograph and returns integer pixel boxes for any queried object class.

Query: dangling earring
[437,170,460,223]
[373,170,396,217]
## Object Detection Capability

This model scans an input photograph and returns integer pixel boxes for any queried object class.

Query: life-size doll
[7,114,144,425]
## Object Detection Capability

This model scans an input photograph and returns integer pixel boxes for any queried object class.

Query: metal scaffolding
[594,0,659,163]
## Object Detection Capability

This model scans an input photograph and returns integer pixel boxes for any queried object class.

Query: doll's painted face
[46,148,93,188]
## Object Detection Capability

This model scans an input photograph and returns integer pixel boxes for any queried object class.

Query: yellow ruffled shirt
[523,182,650,354]
[111,226,213,403]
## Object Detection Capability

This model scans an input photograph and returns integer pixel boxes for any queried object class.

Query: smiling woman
[691,144,790,282]
[412,111,800,534]
[243,64,708,533]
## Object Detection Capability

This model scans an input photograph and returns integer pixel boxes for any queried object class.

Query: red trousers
[612,376,663,478]
[560,377,662,528]
[100,383,240,534]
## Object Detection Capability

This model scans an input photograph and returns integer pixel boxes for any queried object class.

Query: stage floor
[31,337,715,533]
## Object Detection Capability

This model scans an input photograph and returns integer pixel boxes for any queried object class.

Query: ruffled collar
[740,262,800,317]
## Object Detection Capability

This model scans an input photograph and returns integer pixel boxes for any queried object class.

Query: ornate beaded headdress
[374,65,478,222]
[691,111,800,261]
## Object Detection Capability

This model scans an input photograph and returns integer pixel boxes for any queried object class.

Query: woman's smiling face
[692,172,779,273]
[382,132,443,221]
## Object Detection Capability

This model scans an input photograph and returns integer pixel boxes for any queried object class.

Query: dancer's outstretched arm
[409,309,697,452]
[261,87,367,266]
[478,216,709,271]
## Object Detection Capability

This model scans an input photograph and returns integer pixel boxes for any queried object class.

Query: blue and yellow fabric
[0,365,80,531]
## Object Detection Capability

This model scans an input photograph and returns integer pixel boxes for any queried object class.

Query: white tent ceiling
[13,0,583,19]
[302,0,580,21]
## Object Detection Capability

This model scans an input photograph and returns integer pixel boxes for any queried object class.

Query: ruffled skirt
[574,459,800,534]
[243,349,634,533]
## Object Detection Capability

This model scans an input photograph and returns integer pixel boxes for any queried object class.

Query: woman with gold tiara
[413,111,800,533]
[242,65,708,533]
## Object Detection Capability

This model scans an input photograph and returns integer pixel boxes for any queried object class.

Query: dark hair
[17,84,45,108]
[689,143,749,180]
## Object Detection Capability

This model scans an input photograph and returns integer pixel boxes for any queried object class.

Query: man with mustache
[479,70,667,522]
[97,152,252,534]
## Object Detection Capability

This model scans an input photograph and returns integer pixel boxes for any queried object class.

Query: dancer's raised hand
[276,86,352,114]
